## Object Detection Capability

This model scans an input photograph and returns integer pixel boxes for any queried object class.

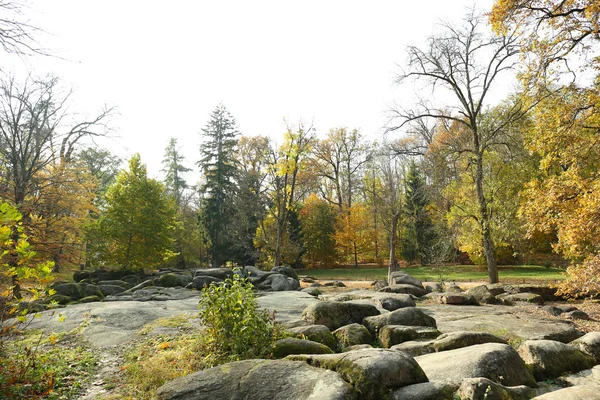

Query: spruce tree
[198,104,239,267]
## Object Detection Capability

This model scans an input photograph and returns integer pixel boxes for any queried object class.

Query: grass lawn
[300,265,566,284]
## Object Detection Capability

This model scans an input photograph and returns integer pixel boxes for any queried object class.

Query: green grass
[300,265,566,283]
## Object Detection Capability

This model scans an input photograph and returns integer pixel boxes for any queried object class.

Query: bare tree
[0,1,47,56]
[387,11,526,283]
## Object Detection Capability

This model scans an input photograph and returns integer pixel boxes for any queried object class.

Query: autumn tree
[388,11,525,283]
[334,204,376,267]
[198,104,239,267]
[88,154,176,270]
[299,194,339,268]
[77,147,122,198]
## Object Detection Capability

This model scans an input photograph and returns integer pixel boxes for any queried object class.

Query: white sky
[12,0,495,180]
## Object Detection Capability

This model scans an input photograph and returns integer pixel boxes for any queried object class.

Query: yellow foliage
[334,204,377,263]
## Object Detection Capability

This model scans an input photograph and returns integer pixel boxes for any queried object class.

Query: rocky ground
[21,268,600,399]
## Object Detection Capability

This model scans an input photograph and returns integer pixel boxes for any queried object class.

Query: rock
[123,279,156,293]
[257,274,300,291]
[97,284,126,296]
[558,365,600,388]
[44,294,72,305]
[391,381,455,400]
[363,307,437,334]
[73,271,90,282]
[379,284,427,297]
[440,293,479,305]
[371,280,388,291]
[302,301,380,330]
[121,275,142,286]
[323,281,346,287]
[517,339,597,381]
[17,301,47,313]
[301,287,322,296]
[343,344,373,352]
[564,310,590,320]
[310,282,323,287]
[570,332,600,362]
[287,348,428,399]
[504,284,560,301]
[333,323,373,348]
[486,283,507,296]
[272,337,334,358]
[301,277,316,283]
[561,305,578,313]
[80,283,105,298]
[194,268,234,281]
[466,285,498,304]
[433,331,507,352]
[271,265,299,280]
[51,282,84,300]
[531,386,600,399]
[389,272,424,289]
[97,280,132,289]
[391,340,436,357]
[79,295,102,303]
[156,273,191,288]
[375,295,416,311]
[542,305,564,316]
[445,285,464,293]
[156,359,357,400]
[288,325,337,350]
[191,275,222,289]
[455,377,535,400]
[379,325,420,348]
[415,343,536,387]
[129,287,198,301]
[497,292,544,305]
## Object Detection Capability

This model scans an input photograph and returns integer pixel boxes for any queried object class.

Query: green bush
[198,273,283,366]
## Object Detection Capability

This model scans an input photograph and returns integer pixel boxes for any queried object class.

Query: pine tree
[198,104,239,267]
[401,161,435,265]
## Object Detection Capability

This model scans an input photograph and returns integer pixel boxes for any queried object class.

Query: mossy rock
[51,282,84,300]
[44,294,73,305]
[80,283,105,299]
[302,301,380,330]
[97,280,132,289]
[272,338,334,358]
[79,295,103,303]
[156,273,191,288]
[433,331,507,352]
[333,323,373,348]
[288,325,337,350]
[379,325,420,348]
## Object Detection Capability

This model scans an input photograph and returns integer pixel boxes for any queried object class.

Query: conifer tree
[198,104,239,267]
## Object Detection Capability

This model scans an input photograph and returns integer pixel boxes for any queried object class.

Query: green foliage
[198,104,240,266]
[300,194,339,268]
[198,273,283,366]
[87,154,177,270]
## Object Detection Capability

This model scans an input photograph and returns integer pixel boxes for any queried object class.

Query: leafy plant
[198,272,284,366]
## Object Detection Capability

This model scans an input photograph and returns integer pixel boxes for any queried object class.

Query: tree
[77,147,122,198]
[88,154,176,270]
[299,194,339,268]
[401,161,435,264]
[334,204,376,267]
[266,122,315,267]
[0,1,47,56]
[198,104,239,267]
[388,11,525,283]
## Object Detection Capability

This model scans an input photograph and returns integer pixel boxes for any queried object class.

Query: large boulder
[391,340,436,357]
[156,359,357,400]
[272,338,334,358]
[363,307,437,334]
[466,285,498,305]
[333,323,373,348]
[531,386,600,399]
[391,381,455,400]
[79,283,105,299]
[517,340,597,381]
[288,325,337,350]
[97,280,132,289]
[156,273,191,288]
[440,293,479,306]
[287,348,428,400]
[379,325,420,348]
[302,301,380,330]
[190,275,223,289]
[415,343,536,387]
[497,292,544,305]
[570,332,600,363]
[388,271,424,289]
[302,287,322,296]
[73,271,90,283]
[257,274,300,291]
[375,295,416,311]
[504,284,560,301]
[194,268,234,281]
[51,282,84,300]
[455,377,535,400]
[271,265,299,280]
[379,284,427,297]
[433,331,507,352]
[97,284,126,296]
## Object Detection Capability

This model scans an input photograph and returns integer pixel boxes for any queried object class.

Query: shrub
[556,254,600,298]
[198,273,284,366]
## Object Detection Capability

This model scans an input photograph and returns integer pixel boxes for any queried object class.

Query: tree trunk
[388,211,402,282]
[353,241,358,268]
[475,153,499,283]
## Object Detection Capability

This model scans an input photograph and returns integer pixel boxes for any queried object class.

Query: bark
[475,152,499,283]
[388,210,402,281]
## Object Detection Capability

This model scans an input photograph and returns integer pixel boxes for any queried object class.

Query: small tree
[299,194,339,268]
[88,154,176,270]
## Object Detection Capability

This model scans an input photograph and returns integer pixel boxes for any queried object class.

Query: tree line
[1,0,599,293]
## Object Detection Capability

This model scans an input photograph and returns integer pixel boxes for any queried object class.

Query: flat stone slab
[421,304,584,343]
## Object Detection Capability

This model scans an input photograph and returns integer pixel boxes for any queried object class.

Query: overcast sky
[13,0,495,180]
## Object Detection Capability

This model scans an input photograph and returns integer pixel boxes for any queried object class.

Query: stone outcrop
[363,307,437,334]
[302,301,380,330]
